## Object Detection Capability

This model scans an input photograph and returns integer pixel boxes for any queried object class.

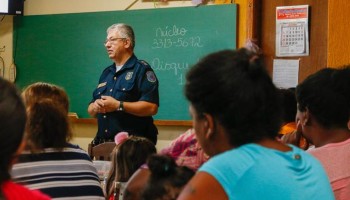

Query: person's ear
[203,113,215,139]
[124,39,131,49]
[302,108,310,126]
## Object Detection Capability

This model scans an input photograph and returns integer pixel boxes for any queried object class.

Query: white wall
[24,0,196,15]
[0,16,13,81]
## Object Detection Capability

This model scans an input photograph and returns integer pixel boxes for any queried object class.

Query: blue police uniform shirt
[91,54,159,144]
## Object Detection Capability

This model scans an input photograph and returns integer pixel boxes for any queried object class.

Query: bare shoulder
[124,168,150,200]
[177,171,228,200]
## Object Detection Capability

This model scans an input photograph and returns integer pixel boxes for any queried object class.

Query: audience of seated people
[0,78,51,199]
[141,154,194,200]
[5,54,350,200]
[295,66,350,199]
[177,48,334,200]
[11,82,104,199]
[105,134,156,200]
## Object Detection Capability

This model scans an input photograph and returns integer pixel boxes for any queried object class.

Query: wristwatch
[118,101,124,111]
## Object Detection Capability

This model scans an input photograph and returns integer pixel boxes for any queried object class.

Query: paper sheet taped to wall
[272,59,299,88]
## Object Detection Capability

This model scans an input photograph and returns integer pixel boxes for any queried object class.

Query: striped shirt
[11,143,104,200]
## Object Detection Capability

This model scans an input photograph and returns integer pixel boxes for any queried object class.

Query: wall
[1,0,249,151]
[0,16,13,79]
[327,0,350,68]
[259,0,350,83]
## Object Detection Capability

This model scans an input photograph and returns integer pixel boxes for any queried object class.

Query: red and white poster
[276,5,309,57]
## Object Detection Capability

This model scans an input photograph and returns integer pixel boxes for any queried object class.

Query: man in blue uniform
[88,23,159,145]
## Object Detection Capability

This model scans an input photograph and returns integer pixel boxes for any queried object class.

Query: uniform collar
[109,54,137,73]
[122,54,137,69]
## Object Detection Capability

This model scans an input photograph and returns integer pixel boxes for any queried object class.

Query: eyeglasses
[104,37,126,45]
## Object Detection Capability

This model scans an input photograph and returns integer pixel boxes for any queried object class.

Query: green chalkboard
[14,5,236,120]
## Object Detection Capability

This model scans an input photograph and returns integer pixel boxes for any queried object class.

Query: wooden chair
[88,142,116,161]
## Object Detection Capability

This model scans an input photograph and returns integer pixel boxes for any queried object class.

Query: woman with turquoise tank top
[177,48,335,200]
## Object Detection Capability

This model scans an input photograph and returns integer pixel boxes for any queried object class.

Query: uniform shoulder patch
[140,60,149,66]
[146,71,157,83]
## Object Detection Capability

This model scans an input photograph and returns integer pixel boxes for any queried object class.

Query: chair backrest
[88,142,116,161]
[115,181,127,200]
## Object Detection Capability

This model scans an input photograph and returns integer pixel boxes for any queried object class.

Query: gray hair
[107,23,135,49]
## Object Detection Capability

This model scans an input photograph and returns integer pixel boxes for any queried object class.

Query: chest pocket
[115,71,138,100]
[93,84,107,99]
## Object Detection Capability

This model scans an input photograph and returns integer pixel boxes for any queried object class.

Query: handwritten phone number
[151,37,203,49]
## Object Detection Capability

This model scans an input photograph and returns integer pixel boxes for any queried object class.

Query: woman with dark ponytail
[177,48,335,200]
[0,78,50,199]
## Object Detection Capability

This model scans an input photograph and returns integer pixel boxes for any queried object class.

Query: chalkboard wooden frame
[14,5,237,122]
[69,117,193,127]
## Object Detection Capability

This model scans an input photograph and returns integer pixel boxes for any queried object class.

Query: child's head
[115,136,156,182]
[106,135,156,199]
[141,154,195,200]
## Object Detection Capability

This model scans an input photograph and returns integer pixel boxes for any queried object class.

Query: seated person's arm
[124,167,151,200]
[178,172,228,200]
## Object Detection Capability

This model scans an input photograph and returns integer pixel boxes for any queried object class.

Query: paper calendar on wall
[276,5,309,57]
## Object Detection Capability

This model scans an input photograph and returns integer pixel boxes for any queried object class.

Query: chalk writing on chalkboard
[152,58,189,85]
[152,25,204,49]
[150,25,204,86]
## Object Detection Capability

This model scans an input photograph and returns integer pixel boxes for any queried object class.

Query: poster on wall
[276,5,309,57]
[272,59,299,88]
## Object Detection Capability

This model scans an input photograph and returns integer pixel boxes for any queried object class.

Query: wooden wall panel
[235,0,248,47]
[260,0,328,83]
[328,0,350,68]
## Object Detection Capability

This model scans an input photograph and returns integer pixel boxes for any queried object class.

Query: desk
[93,160,111,181]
